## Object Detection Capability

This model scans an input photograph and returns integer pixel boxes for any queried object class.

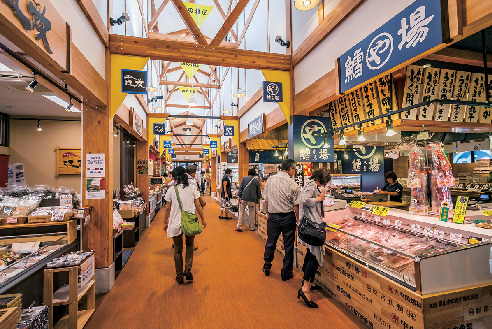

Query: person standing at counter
[236,168,262,232]
[262,159,300,281]
[297,169,330,308]
[377,171,403,203]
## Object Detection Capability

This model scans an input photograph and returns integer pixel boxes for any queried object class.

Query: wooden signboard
[337,94,354,130]
[465,73,485,123]
[419,67,440,120]
[450,71,472,122]
[377,75,398,121]
[0,0,69,72]
[56,148,81,175]
[360,81,382,125]
[401,65,424,120]
[131,109,143,136]
[478,76,492,123]
[435,69,456,121]
[327,101,340,130]
[348,89,366,126]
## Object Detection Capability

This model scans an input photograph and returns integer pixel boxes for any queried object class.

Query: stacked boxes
[257,212,268,241]
[0,308,21,329]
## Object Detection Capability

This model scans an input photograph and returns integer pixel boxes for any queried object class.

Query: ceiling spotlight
[233,89,245,98]
[188,96,197,106]
[26,78,38,92]
[275,36,290,48]
[323,139,330,148]
[344,152,349,159]
[65,97,73,112]
[36,120,42,132]
[147,86,157,92]
[274,148,279,157]
[386,120,397,137]
[231,102,238,107]
[224,110,231,114]
[110,12,130,26]
[357,129,366,142]
[339,134,346,146]
[294,0,320,11]
[114,128,119,137]
[186,118,193,126]
[150,96,163,103]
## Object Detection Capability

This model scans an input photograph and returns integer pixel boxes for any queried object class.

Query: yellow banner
[223,119,239,147]
[179,87,198,101]
[453,196,469,224]
[208,135,221,154]
[180,62,201,79]
[183,2,214,28]
[261,70,292,125]
[148,116,170,147]
[110,54,149,118]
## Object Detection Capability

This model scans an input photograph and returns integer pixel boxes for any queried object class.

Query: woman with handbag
[163,166,207,284]
[297,169,330,308]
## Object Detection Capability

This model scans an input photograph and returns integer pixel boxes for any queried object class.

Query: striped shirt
[263,171,300,214]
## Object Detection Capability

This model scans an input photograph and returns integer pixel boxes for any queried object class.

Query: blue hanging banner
[224,125,234,137]
[203,148,209,155]
[227,149,238,163]
[199,153,203,158]
[288,116,334,163]
[153,123,166,135]
[168,149,175,155]
[248,114,264,139]
[341,146,385,192]
[163,140,172,149]
[210,141,218,149]
[339,0,442,93]
[171,154,177,159]
[262,81,283,102]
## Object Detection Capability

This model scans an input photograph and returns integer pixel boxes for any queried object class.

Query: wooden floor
[86,196,366,329]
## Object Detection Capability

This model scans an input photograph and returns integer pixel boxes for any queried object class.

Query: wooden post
[82,105,113,269]
[136,140,150,216]
[238,142,249,182]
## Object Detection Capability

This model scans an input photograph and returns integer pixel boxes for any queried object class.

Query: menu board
[377,75,397,121]
[465,73,485,123]
[337,95,353,129]
[478,76,492,123]
[450,71,471,122]
[360,81,382,125]
[348,89,366,126]
[401,65,424,120]
[418,67,440,120]
[435,69,456,121]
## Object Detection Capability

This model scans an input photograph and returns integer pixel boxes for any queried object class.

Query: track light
[110,12,130,26]
[386,119,397,137]
[114,127,119,137]
[188,96,197,106]
[231,102,238,107]
[36,120,42,132]
[339,133,346,146]
[274,148,279,157]
[26,77,38,92]
[233,89,245,98]
[65,97,73,112]
[357,128,366,142]
[275,36,290,48]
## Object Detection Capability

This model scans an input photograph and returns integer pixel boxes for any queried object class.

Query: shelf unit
[43,256,95,329]
[113,230,123,272]
[0,220,77,244]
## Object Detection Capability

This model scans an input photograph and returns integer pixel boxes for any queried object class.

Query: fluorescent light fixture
[224,109,231,114]
[147,86,158,92]
[186,118,193,126]
[294,0,319,11]
[43,95,80,112]
[188,96,197,106]
[233,88,245,98]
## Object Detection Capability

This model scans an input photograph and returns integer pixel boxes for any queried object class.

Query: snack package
[408,146,428,215]
[428,143,454,214]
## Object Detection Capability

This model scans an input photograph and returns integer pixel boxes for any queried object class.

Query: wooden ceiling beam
[109,35,291,71]
[236,0,261,47]
[165,104,211,109]
[426,47,492,67]
[167,66,182,73]
[159,81,220,88]
[194,76,211,106]
[148,31,237,48]
[170,0,208,45]
[210,0,250,47]
[165,71,186,102]
[212,0,238,42]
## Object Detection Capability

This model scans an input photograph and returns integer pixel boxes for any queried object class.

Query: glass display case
[325,206,492,295]
[330,174,361,188]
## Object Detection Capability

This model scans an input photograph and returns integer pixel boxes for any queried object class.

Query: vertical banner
[377,75,398,121]
[208,135,221,154]
[288,116,334,162]
[179,87,198,101]
[182,2,214,27]
[348,89,366,126]
[450,71,472,122]
[479,77,492,123]
[361,81,382,125]
[465,73,485,123]
[261,70,292,124]
[223,119,239,147]
[419,67,440,120]
[435,69,456,121]
[401,65,424,120]
[148,115,170,147]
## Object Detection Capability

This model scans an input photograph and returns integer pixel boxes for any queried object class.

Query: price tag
[370,205,389,217]
[382,219,391,226]
[394,220,403,229]
[411,224,421,233]
[349,201,366,209]
[450,233,463,243]
[423,227,433,237]
[327,223,340,232]
[482,210,492,217]
[6,217,18,224]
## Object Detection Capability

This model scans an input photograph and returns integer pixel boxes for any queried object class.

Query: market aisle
[86,197,365,329]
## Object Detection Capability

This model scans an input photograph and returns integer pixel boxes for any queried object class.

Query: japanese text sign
[203,148,209,155]
[210,141,217,149]
[288,116,334,163]
[121,69,147,94]
[453,196,468,224]
[248,114,264,139]
[153,123,166,135]
[349,201,366,209]
[86,154,105,178]
[341,146,385,192]
[339,0,442,93]
[370,205,389,217]
[163,140,172,149]
[224,125,234,137]
[169,148,175,155]
[262,81,283,102]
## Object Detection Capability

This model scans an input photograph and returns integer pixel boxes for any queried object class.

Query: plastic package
[428,143,454,214]
[408,146,428,215]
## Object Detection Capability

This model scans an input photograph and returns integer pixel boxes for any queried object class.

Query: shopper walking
[200,171,206,194]
[236,168,262,232]
[262,159,300,281]
[163,166,206,284]
[220,168,233,219]
[297,169,330,308]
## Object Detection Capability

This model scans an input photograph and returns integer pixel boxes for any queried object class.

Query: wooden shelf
[54,309,95,329]
[52,280,95,306]
[0,220,76,230]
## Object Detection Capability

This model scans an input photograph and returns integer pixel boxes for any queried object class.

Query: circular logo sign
[354,146,376,159]
[366,32,393,70]
[301,119,327,148]
[266,83,280,96]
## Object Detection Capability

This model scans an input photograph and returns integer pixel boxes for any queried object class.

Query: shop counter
[368,201,408,209]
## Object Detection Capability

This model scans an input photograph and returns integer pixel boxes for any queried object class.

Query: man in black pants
[262,159,300,281]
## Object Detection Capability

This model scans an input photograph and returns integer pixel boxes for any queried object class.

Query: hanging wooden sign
[435,69,456,121]
[56,148,81,175]
[465,73,485,123]
[348,89,366,126]
[418,67,440,120]
[450,71,472,122]
[401,65,424,120]
[377,75,398,121]
[360,81,382,125]
[337,94,353,130]
[478,76,492,124]
[327,101,340,130]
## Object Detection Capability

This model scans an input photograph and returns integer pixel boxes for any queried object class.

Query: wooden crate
[0,217,28,225]
[0,307,20,329]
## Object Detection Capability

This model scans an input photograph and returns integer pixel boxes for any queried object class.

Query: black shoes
[183,269,193,281]
[297,289,318,308]
[282,273,294,281]
[262,267,270,276]
[176,274,184,285]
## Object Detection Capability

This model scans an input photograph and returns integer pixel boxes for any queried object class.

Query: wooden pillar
[211,156,217,192]
[238,142,249,182]
[82,106,113,269]
[136,140,149,216]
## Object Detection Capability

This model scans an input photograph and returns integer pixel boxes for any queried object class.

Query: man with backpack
[236,168,262,232]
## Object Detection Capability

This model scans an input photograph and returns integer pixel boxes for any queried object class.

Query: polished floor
[86,196,365,329]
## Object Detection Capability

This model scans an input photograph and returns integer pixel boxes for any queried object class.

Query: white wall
[294,0,415,93]
[51,0,105,77]
[93,0,108,26]
[123,95,147,128]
